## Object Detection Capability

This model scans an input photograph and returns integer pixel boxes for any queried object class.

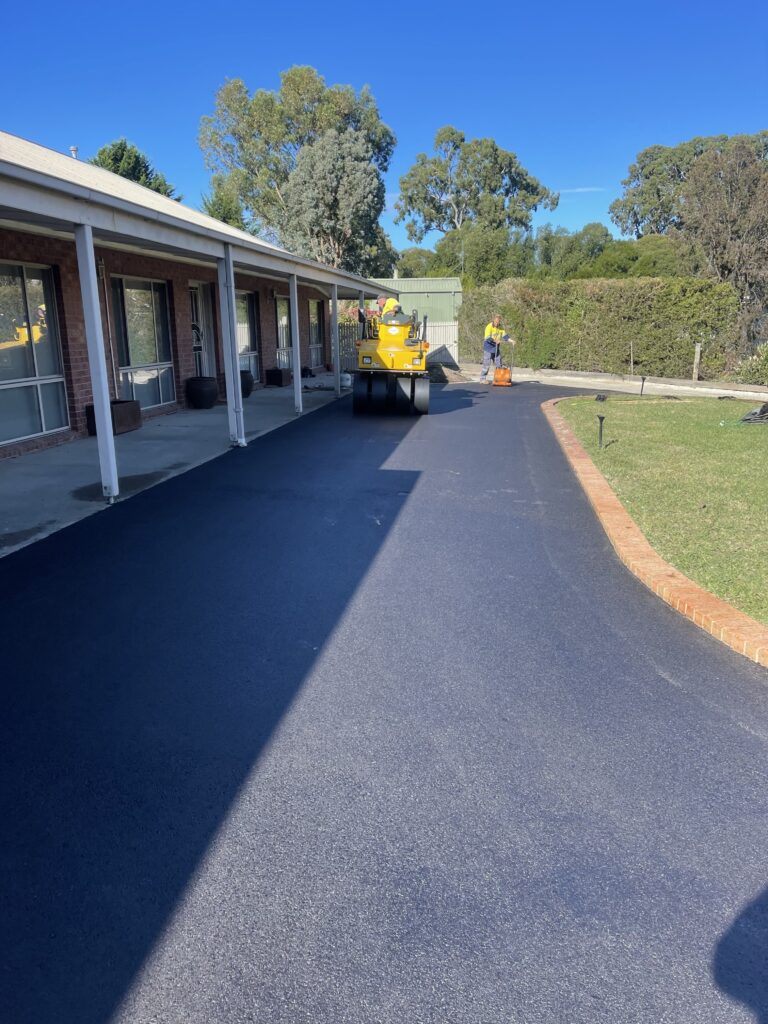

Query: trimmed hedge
[459,278,740,379]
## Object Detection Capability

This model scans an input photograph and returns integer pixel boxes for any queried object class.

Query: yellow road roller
[353,310,430,415]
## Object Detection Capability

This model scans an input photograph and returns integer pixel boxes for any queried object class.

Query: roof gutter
[0,159,397,298]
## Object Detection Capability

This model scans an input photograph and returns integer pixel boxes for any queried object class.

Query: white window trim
[275,295,293,369]
[0,261,69,445]
[235,291,261,382]
[112,275,176,407]
[308,299,325,368]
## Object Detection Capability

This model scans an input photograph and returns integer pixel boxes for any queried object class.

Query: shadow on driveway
[714,886,768,1022]
[0,402,419,1024]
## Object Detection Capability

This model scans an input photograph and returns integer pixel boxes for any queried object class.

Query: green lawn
[557,395,768,624]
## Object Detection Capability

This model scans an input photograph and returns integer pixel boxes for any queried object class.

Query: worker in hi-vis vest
[480,314,515,381]
[376,295,402,318]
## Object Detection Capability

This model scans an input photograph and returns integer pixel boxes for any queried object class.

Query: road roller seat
[381,310,410,325]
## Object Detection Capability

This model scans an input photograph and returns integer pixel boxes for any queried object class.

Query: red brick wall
[99,249,220,408]
[1,224,332,458]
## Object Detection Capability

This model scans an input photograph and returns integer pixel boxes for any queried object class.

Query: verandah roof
[0,131,396,300]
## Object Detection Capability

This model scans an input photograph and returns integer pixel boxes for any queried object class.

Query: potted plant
[240,368,254,398]
[85,398,142,436]
[185,376,218,409]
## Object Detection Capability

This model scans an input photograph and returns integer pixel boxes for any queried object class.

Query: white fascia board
[230,247,386,296]
[0,177,225,259]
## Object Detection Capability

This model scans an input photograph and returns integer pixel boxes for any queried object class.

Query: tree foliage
[202,174,247,229]
[530,223,613,278]
[394,220,695,289]
[89,138,180,199]
[429,223,517,286]
[395,126,558,242]
[609,132,768,237]
[281,130,394,275]
[571,232,695,279]
[199,66,395,240]
[680,139,768,350]
[680,141,768,303]
[556,224,695,280]
[396,247,434,278]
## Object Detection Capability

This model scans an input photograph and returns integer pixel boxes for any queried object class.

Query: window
[275,297,292,370]
[236,291,261,382]
[0,263,68,445]
[308,300,325,368]
[111,277,175,409]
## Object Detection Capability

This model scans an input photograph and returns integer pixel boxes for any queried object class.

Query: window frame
[275,296,292,370]
[111,275,175,409]
[235,290,261,382]
[308,299,325,368]
[0,261,69,446]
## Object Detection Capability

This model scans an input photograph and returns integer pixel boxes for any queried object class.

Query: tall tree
[199,66,395,240]
[506,230,536,279]
[89,139,180,199]
[610,132,768,237]
[431,223,516,286]
[395,126,557,242]
[396,248,433,279]
[680,139,768,346]
[531,224,571,274]
[280,130,394,275]
[533,222,612,278]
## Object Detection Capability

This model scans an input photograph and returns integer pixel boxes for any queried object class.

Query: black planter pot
[265,367,291,387]
[185,376,218,409]
[240,369,255,398]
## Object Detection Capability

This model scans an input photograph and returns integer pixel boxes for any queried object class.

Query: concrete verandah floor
[0,379,342,558]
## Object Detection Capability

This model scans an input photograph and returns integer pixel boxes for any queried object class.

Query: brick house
[0,131,394,498]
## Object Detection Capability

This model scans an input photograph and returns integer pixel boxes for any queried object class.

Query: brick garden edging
[542,398,768,669]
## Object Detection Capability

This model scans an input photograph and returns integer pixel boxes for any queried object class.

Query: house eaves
[0,132,397,300]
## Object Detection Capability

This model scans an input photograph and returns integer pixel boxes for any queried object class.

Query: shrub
[734,344,768,385]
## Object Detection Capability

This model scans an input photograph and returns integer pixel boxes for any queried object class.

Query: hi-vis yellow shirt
[382,298,400,316]
[484,322,509,347]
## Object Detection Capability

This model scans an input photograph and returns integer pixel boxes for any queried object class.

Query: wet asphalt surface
[2,382,768,1024]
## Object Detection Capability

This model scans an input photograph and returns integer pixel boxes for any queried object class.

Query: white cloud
[557,187,606,194]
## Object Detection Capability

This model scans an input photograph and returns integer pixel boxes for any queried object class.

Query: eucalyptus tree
[396,126,557,242]
[199,66,395,242]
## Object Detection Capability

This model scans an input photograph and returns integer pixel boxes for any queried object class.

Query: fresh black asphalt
[2,382,768,1023]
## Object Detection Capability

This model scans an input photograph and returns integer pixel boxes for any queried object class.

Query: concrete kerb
[460,363,768,402]
[541,397,768,671]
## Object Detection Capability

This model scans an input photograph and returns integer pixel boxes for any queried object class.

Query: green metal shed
[373,277,462,323]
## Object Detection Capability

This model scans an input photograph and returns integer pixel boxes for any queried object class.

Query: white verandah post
[358,290,365,340]
[217,245,246,447]
[331,283,341,397]
[74,223,119,503]
[289,273,303,416]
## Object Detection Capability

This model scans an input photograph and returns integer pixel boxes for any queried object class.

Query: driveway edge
[542,398,768,670]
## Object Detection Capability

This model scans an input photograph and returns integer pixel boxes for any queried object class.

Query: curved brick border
[542,398,768,669]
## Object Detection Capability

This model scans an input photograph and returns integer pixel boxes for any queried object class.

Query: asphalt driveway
[2,382,767,1023]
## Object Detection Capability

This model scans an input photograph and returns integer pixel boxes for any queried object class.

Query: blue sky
[4,0,768,252]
